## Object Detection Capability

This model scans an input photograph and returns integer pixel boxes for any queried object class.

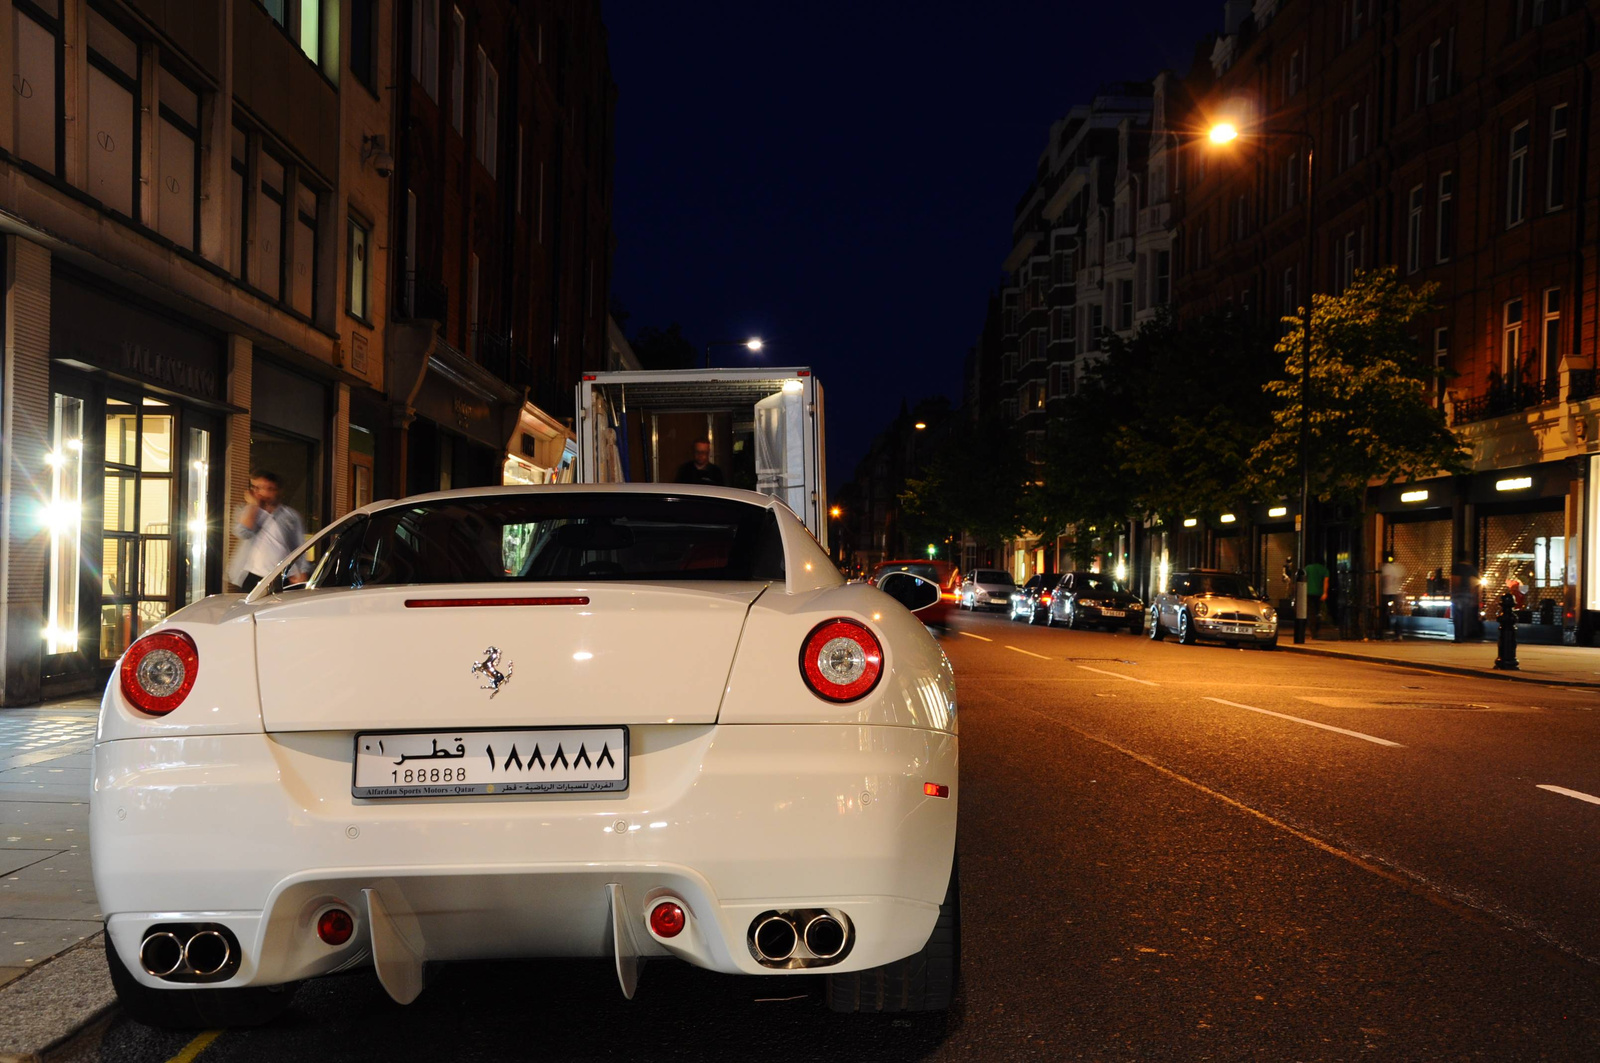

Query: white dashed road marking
[1077,665,1159,687]
[960,632,993,642]
[1006,645,1050,659]
[1202,696,1403,747]
[1537,784,1600,806]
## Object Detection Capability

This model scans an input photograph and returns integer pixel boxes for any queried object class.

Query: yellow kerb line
[164,1029,223,1063]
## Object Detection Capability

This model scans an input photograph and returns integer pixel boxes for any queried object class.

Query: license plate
[353,727,628,799]
[1219,624,1254,635]
[1100,608,1125,618]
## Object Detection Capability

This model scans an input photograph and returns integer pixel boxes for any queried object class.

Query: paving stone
[0,920,101,969]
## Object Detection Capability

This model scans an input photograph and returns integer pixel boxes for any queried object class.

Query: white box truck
[576,367,828,548]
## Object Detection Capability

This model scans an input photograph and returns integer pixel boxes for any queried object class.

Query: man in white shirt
[1379,552,1408,639]
[229,471,310,592]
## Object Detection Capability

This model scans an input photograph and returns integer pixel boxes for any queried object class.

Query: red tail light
[924,782,950,798]
[119,630,199,716]
[1041,594,1053,604]
[799,619,884,702]
[316,908,354,946]
[649,901,686,938]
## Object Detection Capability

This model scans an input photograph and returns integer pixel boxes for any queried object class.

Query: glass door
[100,396,178,662]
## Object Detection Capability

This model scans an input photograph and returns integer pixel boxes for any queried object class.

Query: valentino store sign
[50,273,225,402]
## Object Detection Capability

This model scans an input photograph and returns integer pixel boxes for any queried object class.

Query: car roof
[368,482,784,510]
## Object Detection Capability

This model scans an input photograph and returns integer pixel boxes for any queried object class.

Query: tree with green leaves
[900,414,1032,556]
[1249,267,1467,635]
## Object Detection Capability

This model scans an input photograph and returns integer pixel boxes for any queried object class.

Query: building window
[230,127,248,280]
[86,9,139,219]
[351,0,376,90]
[347,216,370,320]
[1195,223,1207,268]
[1433,327,1449,407]
[1503,298,1524,380]
[1346,100,1364,167]
[1507,122,1529,228]
[413,0,439,100]
[1119,279,1133,330]
[262,0,320,65]
[1287,49,1302,96]
[451,7,466,133]
[1284,152,1299,210]
[157,66,201,251]
[1542,288,1561,383]
[1547,104,1568,211]
[1341,230,1359,291]
[1232,195,1247,240]
[1406,185,1424,274]
[1282,266,1297,315]
[468,251,481,348]
[1436,171,1456,263]
[1154,250,1170,306]
[1428,33,1452,103]
[516,124,525,213]
[291,184,318,318]
[13,1,62,174]
[1090,304,1104,351]
[258,153,285,301]
[475,49,498,175]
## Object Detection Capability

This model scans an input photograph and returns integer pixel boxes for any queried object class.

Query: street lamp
[830,505,842,519]
[913,422,928,430]
[705,337,765,369]
[1207,118,1315,645]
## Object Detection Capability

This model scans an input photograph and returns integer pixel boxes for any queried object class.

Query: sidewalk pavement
[1280,633,1600,688]
[0,697,113,1062]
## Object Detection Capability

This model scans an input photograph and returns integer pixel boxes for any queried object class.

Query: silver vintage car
[1149,569,1278,648]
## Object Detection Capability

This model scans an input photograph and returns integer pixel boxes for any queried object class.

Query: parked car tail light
[1041,594,1053,604]
[119,631,199,716]
[799,619,884,702]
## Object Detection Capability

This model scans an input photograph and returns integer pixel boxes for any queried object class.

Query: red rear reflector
[924,783,950,798]
[797,370,811,376]
[649,901,686,938]
[404,597,590,608]
[316,908,354,946]
[119,630,199,716]
[582,374,597,380]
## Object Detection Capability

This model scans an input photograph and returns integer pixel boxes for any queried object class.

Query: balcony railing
[402,271,448,328]
[1452,376,1559,424]
[1570,368,1599,403]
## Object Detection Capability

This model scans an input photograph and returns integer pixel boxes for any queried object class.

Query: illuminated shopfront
[44,273,226,686]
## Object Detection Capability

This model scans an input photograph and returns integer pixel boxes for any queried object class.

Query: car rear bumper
[92,724,957,989]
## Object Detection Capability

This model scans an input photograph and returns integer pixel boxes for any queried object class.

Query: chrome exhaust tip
[139,932,185,978]
[183,930,232,977]
[751,914,798,963]
[802,914,847,960]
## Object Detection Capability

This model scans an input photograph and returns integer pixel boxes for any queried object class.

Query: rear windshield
[877,563,943,583]
[974,570,1013,584]
[307,494,786,587]
[1075,574,1125,595]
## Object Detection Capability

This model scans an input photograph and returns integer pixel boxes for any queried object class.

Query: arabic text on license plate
[353,727,628,798]
[1101,608,1125,618]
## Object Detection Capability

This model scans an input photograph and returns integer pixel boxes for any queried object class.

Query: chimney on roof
[1222,0,1251,35]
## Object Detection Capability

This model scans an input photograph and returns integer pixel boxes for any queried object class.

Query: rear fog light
[317,908,354,946]
[650,901,686,938]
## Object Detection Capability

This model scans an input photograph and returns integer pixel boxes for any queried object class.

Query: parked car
[1149,569,1278,648]
[1048,571,1145,633]
[93,486,960,1027]
[959,568,1015,612]
[1009,572,1060,623]
[871,559,959,627]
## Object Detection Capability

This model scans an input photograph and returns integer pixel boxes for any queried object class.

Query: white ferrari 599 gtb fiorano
[91,485,958,1027]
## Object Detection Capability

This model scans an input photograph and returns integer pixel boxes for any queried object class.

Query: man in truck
[675,439,726,486]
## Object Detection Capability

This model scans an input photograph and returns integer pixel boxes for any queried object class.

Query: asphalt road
[63,612,1600,1062]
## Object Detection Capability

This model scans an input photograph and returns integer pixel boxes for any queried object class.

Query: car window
[309,494,786,586]
[975,569,1012,584]
[1195,574,1259,598]
[1078,574,1125,595]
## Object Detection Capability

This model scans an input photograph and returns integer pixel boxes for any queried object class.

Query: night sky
[602,2,1225,483]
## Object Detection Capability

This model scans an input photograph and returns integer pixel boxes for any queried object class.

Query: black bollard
[1493,590,1519,671]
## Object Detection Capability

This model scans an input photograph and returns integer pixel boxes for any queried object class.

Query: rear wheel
[828,857,959,1013]
[106,934,296,1029]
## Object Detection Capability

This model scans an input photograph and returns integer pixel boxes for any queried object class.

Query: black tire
[1129,617,1144,635]
[1177,610,1197,645]
[1028,604,1043,625]
[828,857,959,1013]
[1066,604,1081,630]
[1260,639,1278,651]
[106,934,296,1029]
[1148,610,1164,640]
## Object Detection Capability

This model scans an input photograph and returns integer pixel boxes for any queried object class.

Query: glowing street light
[829,505,842,519]
[705,336,767,368]
[745,338,763,352]
[1208,122,1239,144]
[914,422,927,430]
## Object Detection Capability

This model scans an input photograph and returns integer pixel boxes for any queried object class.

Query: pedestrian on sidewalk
[228,471,310,592]
[1304,558,1330,637]
[1380,552,1408,638]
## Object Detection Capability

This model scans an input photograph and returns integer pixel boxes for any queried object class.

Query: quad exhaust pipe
[747,909,853,968]
[138,924,240,982]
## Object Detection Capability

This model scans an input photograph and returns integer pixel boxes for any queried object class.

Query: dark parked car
[1149,569,1279,648]
[1047,571,1145,633]
[1009,572,1060,623]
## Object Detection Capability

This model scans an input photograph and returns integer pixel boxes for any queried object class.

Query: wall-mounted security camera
[362,134,395,179]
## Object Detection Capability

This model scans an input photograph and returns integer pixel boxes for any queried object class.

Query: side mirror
[878,571,941,613]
